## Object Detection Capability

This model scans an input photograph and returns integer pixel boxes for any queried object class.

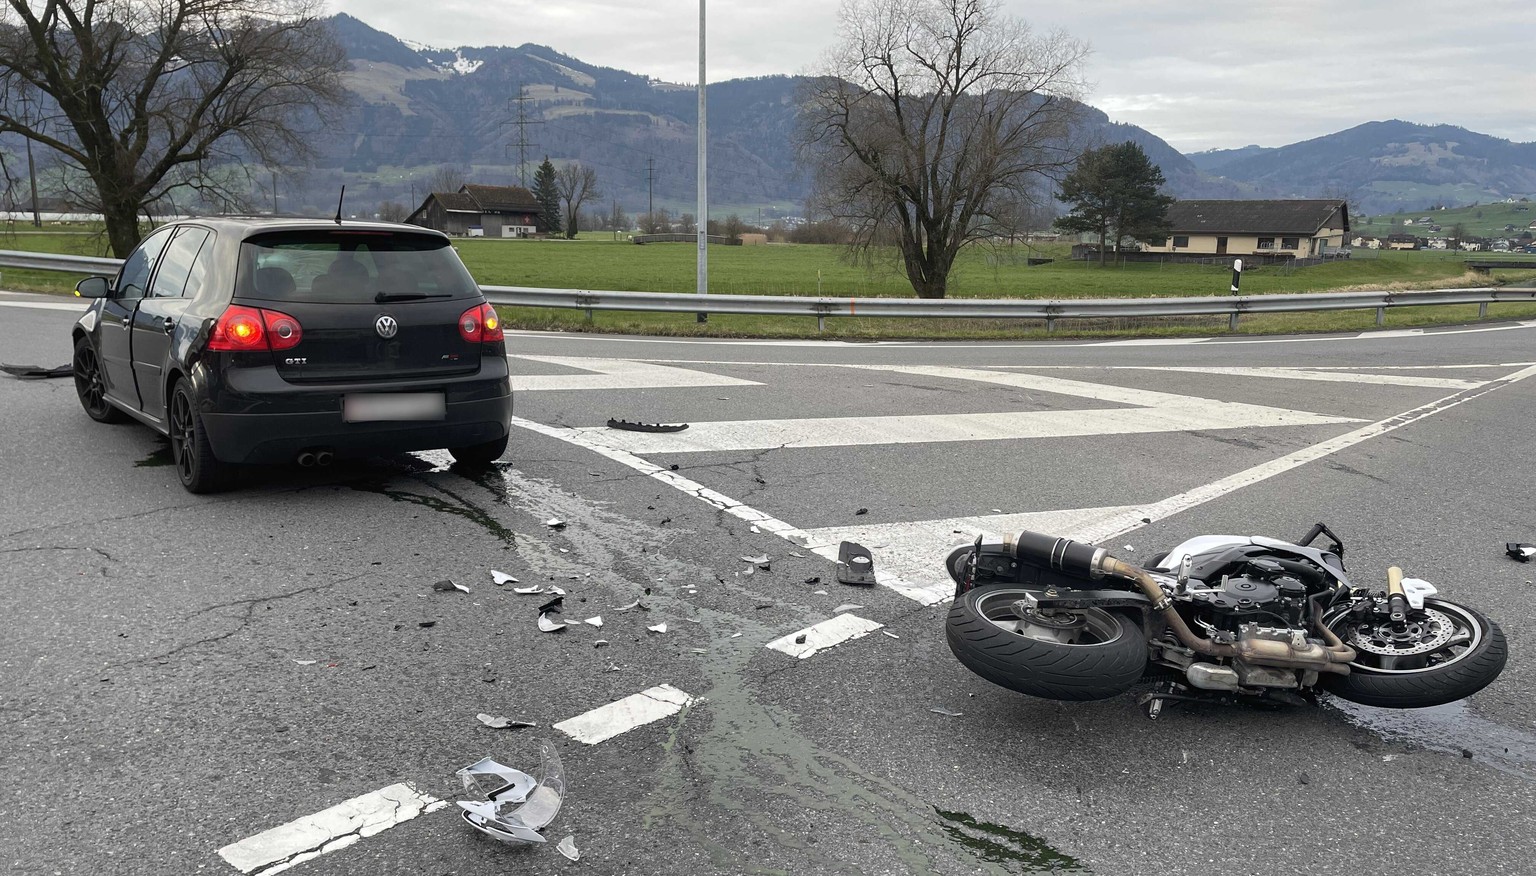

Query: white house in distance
[1142,199,1350,258]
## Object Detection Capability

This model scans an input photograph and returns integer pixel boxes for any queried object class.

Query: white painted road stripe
[575,402,1359,454]
[766,614,885,659]
[553,684,699,744]
[0,298,88,312]
[1104,366,1482,389]
[512,355,761,391]
[216,783,446,875]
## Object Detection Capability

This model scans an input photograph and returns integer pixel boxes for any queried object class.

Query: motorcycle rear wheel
[946,585,1147,701]
[1322,598,1507,708]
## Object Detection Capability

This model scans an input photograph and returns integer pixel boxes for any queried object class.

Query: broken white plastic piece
[546,518,566,529]
[648,623,668,634]
[617,599,647,612]
[477,714,536,730]
[584,616,604,628]
[557,835,580,861]
[455,743,565,844]
[538,614,568,633]
[513,586,544,595]
[1400,577,1438,610]
[833,604,863,614]
[548,586,567,596]
[491,570,519,586]
[929,707,963,717]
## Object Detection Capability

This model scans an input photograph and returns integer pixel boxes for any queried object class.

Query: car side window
[115,226,176,301]
[148,227,213,299]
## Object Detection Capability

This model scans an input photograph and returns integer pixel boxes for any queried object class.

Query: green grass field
[1356,201,1536,240]
[6,225,1536,339]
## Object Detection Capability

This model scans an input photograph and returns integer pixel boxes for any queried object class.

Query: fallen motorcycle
[944,524,1507,718]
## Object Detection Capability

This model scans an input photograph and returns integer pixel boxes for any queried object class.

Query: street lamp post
[695,0,708,323]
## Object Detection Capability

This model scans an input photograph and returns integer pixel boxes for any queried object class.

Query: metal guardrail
[4,248,1535,332]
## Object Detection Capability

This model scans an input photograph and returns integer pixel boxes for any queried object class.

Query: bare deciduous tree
[800,0,1087,298]
[0,0,348,256]
[554,163,599,240]
[426,163,472,197]
[377,201,408,223]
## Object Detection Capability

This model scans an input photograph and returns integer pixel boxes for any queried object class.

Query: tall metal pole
[695,0,708,323]
[20,92,40,227]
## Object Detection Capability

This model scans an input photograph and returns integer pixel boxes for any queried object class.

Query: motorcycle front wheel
[1322,598,1507,708]
[946,585,1147,701]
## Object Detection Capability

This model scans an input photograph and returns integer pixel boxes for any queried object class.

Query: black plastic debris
[478,713,537,730]
[854,507,869,516]
[835,541,876,586]
[0,362,72,379]
[1507,543,1535,562]
[432,579,469,594]
[607,418,688,433]
[539,596,566,614]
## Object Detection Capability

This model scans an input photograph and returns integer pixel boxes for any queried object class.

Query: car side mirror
[75,276,110,299]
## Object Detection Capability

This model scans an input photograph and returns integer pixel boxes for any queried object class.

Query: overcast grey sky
[329,0,1536,153]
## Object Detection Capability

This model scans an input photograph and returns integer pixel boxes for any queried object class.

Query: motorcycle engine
[1187,564,1311,635]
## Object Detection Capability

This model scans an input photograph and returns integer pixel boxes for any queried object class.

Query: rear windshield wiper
[374,291,454,303]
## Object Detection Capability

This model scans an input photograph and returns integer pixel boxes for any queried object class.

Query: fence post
[1375,307,1385,327]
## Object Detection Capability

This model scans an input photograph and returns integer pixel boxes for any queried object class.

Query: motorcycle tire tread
[1322,607,1508,709]
[946,586,1148,702]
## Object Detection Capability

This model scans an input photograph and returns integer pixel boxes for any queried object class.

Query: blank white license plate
[343,393,446,423]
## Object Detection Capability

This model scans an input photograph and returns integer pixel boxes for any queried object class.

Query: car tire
[450,434,509,467]
[73,335,128,423]
[168,378,232,494]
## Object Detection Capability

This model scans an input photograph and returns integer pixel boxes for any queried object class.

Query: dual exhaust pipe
[296,449,334,468]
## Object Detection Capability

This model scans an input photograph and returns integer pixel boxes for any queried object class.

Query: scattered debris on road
[833,604,863,614]
[456,744,566,844]
[477,714,537,730]
[545,518,567,530]
[740,554,772,570]
[606,418,688,433]
[556,836,581,861]
[584,616,603,628]
[835,541,876,586]
[491,570,519,586]
[418,621,437,628]
[1507,543,1535,562]
[433,579,469,594]
[648,622,668,634]
[0,362,72,379]
[929,707,963,717]
[617,599,649,612]
[514,585,545,595]
[854,508,868,516]
[292,659,317,666]
[882,631,900,639]
[538,614,567,633]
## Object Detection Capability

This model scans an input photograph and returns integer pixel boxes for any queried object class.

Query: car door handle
[162,317,176,334]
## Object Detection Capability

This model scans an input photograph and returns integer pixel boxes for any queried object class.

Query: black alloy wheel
[168,379,230,493]
[72,336,127,423]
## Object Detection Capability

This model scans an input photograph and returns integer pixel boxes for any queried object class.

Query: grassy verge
[4,229,1536,340]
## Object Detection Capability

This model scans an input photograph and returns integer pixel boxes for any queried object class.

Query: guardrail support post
[585,306,594,322]
[817,315,825,333]
[1045,316,1055,333]
[1229,311,1239,332]
[1479,301,1489,318]
[1375,307,1385,327]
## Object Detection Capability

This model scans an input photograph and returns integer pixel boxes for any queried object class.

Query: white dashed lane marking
[553,684,700,745]
[766,614,886,659]
[216,783,446,875]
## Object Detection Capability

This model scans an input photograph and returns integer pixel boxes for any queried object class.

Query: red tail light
[458,303,503,343]
[209,305,303,352]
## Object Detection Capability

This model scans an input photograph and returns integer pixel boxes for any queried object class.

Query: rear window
[237,230,479,303]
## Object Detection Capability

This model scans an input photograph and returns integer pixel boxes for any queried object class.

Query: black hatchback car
[71,218,513,493]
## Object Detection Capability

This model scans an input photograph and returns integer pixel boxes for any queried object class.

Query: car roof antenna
[333,186,346,225]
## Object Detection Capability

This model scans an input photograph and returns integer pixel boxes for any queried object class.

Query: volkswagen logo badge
[375,315,399,339]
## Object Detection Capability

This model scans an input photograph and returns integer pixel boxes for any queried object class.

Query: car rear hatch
[234,229,488,383]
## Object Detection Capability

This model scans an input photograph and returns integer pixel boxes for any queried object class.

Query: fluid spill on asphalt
[1326,697,1536,780]
[350,454,517,546]
[475,463,1037,875]
[933,807,1087,872]
[135,440,172,467]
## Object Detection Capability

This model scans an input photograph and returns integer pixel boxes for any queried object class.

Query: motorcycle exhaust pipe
[296,451,317,468]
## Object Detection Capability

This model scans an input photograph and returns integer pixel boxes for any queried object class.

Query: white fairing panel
[1154,535,1254,570]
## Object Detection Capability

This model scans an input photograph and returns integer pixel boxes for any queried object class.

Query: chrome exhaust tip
[296,451,317,467]
[314,450,334,467]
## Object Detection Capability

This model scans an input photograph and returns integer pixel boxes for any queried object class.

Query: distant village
[1353,199,1536,254]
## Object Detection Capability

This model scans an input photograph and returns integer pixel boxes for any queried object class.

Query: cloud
[328,0,1536,149]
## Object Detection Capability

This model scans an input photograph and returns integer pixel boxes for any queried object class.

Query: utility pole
[271,170,279,215]
[508,85,542,188]
[19,91,40,227]
[695,0,708,323]
[646,157,654,231]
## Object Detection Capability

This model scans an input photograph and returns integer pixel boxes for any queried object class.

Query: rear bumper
[198,358,512,464]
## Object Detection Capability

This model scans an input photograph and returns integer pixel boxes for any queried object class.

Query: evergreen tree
[1055,142,1174,266]
[532,158,562,236]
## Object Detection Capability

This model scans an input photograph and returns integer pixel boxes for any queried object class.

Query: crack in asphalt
[0,545,116,561]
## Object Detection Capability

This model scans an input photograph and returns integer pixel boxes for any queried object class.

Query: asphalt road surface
[3,289,1535,876]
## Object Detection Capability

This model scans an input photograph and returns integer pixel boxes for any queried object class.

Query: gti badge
[284,357,307,365]
[375,314,399,339]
